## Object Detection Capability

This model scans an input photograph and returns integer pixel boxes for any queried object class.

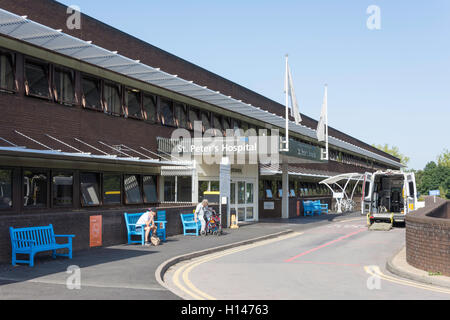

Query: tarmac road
[165,217,450,300]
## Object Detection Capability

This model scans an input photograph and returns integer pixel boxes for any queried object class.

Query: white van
[361,170,417,224]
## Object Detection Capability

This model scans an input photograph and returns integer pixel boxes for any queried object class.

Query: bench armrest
[54,235,76,238]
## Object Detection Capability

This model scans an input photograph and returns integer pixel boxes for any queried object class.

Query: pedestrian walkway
[0,212,358,300]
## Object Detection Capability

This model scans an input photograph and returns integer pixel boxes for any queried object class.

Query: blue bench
[314,201,328,214]
[303,201,329,216]
[9,224,75,267]
[180,213,201,236]
[124,211,167,245]
[303,201,319,216]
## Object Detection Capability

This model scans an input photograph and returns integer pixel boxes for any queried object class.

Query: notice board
[90,215,102,247]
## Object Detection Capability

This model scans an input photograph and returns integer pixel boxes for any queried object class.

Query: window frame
[142,93,159,123]
[174,102,188,129]
[51,170,75,208]
[103,80,123,116]
[123,173,144,205]
[79,172,102,207]
[52,65,76,106]
[0,50,16,93]
[81,74,103,112]
[188,106,200,131]
[0,167,13,211]
[102,172,123,206]
[22,167,50,210]
[24,58,52,100]
[125,87,143,120]
[160,98,176,127]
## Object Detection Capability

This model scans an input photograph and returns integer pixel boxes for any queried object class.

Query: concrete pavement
[0,212,354,300]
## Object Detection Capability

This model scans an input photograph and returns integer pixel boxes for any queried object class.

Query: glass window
[213,114,223,136]
[23,170,48,208]
[104,82,122,115]
[143,175,158,203]
[164,176,176,202]
[0,52,15,91]
[124,174,143,204]
[210,181,220,192]
[198,181,208,202]
[25,60,50,98]
[160,98,174,126]
[230,183,236,204]
[80,173,100,206]
[54,67,75,104]
[201,111,211,131]
[246,183,254,204]
[143,94,157,123]
[52,172,73,207]
[188,107,200,130]
[0,169,12,209]
[82,76,102,110]
[177,176,192,202]
[174,103,187,128]
[126,89,142,119]
[223,117,231,132]
[103,174,121,205]
[238,182,245,204]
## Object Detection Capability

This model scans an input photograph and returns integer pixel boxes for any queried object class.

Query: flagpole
[325,84,329,160]
[285,54,289,151]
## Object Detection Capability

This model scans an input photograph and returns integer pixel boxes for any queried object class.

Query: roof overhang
[0,9,402,169]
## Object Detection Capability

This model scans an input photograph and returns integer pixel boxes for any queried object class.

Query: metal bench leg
[29,253,35,268]
[12,252,16,266]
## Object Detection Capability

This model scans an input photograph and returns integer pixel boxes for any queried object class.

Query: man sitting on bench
[136,208,157,246]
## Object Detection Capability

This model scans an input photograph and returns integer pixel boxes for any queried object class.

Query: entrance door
[230,180,256,222]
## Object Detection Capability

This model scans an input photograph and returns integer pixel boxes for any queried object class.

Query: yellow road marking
[364,266,450,295]
[171,232,303,300]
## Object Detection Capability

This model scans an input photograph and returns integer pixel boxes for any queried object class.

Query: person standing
[194,199,208,235]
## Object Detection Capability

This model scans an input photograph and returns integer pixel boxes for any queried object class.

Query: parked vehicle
[362,170,417,224]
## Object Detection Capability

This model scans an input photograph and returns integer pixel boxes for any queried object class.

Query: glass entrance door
[230,180,255,222]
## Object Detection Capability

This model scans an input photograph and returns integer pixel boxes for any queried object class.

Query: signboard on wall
[90,215,102,248]
[264,202,275,210]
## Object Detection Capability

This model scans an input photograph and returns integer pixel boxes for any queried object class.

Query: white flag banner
[284,60,302,124]
[317,85,328,142]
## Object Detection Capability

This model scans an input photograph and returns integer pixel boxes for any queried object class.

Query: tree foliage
[372,143,410,167]
[415,150,450,199]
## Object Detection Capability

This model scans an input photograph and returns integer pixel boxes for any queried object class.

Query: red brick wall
[405,197,450,276]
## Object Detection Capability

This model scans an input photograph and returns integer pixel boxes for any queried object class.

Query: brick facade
[0,204,227,264]
[405,197,450,276]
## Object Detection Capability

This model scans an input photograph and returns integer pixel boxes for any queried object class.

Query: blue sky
[59,0,450,169]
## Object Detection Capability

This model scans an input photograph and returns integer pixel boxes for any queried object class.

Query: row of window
[0,48,268,137]
[0,168,162,210]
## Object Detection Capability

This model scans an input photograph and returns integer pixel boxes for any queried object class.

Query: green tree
[372,143,410,167]
[437,149,450,167]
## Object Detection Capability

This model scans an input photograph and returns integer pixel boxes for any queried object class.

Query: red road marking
[290,261,362,268]
[285,228,366,263]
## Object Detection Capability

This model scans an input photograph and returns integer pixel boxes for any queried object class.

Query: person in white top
[136,208,157,245]
[194,199,209,235]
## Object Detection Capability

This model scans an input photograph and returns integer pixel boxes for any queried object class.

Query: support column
[282,162,289,219]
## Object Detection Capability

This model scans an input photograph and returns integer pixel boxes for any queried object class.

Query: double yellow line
[364,266,450,295]
[172,232,303,300]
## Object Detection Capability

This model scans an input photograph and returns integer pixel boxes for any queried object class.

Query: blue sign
[429,190,440,196]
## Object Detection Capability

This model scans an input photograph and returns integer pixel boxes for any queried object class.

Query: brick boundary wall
[405,196,450,276]
[0,204,227,264]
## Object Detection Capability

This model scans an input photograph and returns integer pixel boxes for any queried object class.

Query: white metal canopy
[0,8,402,168]
[319,173,364,213]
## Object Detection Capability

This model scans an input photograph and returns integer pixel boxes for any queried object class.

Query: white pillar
[282,162,289,219]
